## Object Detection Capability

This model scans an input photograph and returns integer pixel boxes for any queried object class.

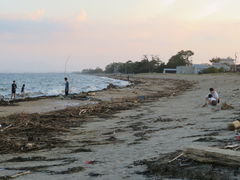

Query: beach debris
[0,99,11,106]
[0,77,194,154]
[10,171,31,178]
[137,96,145,100]
[106,83,117,89]
[88,172,103,177]
[85,161,94,164]
[184,145,240,166]
[168,153,184,163]
[88,92,96,96]
[236,136,240,141]
[228,120,240,131]
[0,100,138,153]
[25,143,35,149]
[79,109,88,115]
[142,150,240,180]
[0,124,12,132]
[224,144,240,149]
[221,102,234,110]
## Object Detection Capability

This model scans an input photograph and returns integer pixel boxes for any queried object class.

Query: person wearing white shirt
[209,88,219,103]
[207,94,217,106]
[203,88,219,107]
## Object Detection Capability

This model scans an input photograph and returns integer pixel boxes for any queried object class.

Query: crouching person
[207,94,217,106]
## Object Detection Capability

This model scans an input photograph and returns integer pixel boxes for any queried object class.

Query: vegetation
[209,57,221,63]
[201,67,225,74]
[166,50,194,68]
[104,50,195,74]
[81,50,196,74]
[81,67,104,74]
[105,55,165,74]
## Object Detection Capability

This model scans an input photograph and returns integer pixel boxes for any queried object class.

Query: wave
[0,73,129,98]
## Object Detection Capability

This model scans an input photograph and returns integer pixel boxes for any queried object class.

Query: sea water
[0,73,129,99]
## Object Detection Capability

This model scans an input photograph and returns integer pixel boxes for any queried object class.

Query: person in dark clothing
[21,84,25,97]
[11,80,17,99]
[64,77,69,96]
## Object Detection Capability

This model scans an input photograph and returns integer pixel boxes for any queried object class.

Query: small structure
[163,68,176,74]
[217,57,235,65]
[210,57,235,71]
[176,65,194,74]
[176,64,210,74]
[236,64,240,72]
[212,63,231,71]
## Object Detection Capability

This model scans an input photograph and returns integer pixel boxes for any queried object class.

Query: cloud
[162,0,177,6]
[0,9,45,21]
[0,9,88,35]
[74,9,87,22]
[0,18,68,35]
[190,0,228,20]
[25,9,45,20]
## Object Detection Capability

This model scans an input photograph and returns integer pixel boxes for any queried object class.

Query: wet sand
[0,73,240,180]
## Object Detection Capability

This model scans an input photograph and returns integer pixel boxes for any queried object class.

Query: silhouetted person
[64,77,69,96]
[21,84,25,97]
[11,80,17,99]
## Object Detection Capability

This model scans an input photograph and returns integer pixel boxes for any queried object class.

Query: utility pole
[64,56,71,74]
[235,52,238,72]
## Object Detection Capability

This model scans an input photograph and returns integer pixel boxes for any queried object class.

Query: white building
[218,57,235,65]
[176,64,210,74]
[212,63,231,71]
[211,57,235,71]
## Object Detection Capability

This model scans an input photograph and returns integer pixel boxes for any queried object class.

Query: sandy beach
[0,73,240,179]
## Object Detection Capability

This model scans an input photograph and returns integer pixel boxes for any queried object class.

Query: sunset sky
[0,0,240,72]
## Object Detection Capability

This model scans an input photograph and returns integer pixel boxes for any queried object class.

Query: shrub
[201,67,225,74]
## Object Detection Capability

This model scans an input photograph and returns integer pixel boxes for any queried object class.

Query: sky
[0,0,240,72]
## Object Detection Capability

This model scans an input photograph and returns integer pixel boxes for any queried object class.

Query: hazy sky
[0,0,240,72]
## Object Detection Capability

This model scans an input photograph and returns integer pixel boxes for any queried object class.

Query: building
[163,68,176,74]
[212,63,231,71]
[217,57,235,65]
[176,64,210,74]
[211,57,235,71]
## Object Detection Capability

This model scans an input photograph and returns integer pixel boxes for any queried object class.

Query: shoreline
[0,75,193,154]
[0,73,129,102]
[0,75,132,116]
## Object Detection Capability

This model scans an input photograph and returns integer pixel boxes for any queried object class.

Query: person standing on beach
[64,77,69,96]
[11,80,17,99]
[21,84,25,97]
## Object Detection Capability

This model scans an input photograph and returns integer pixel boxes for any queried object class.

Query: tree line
[81,50,194,74]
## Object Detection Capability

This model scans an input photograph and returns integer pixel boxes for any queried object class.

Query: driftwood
[184,145,240,166]
[10,171,31,178]
[224,144,240,149]
[228,120,240,131]
[0,124,13,132]
[168,153,184,163]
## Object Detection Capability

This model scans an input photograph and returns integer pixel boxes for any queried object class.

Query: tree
[81,67,103,74]
[104,54,165,74]
[209,57,221,63]
[150,55,164,72]
[167,50,194,68]
[105,62,124,73]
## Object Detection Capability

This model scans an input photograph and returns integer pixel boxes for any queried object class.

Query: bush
[201,67,225,74]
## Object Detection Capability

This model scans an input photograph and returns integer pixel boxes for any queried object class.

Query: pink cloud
[74,10,87,22]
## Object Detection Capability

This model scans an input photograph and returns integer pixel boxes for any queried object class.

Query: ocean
[0,73,129,99]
